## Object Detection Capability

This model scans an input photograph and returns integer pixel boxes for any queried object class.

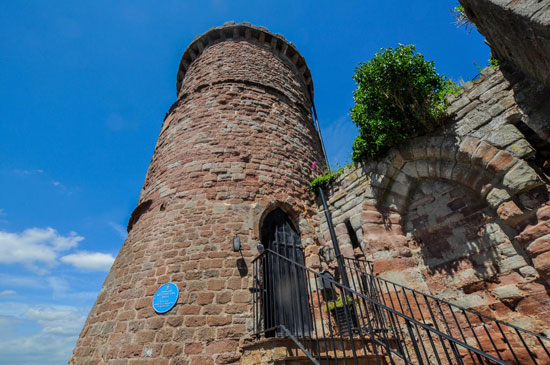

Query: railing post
[318,186,350,289]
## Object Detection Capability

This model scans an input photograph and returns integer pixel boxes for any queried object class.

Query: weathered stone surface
[493,284,522,302]
[73,14,550,364]
[71,23,323,364]
[486,188,512,209]
[496,200,525,224]
[502,161,542,194]
[526,234,550,256]
[505,138,535,159]
[533,251,550,278]
[498,255,528,273]
[486,124,523,148]
[486,150,517,174]
[460,0,550,88]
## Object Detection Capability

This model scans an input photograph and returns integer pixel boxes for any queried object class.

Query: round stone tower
[71,22,324,364]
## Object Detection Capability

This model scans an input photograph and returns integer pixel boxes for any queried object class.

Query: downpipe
[318,186,350,289]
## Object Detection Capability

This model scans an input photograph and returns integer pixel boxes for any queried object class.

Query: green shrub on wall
[351,44,458,162]
[309,166,344,193]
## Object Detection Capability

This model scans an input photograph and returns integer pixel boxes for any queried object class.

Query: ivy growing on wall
[351,44,459,162]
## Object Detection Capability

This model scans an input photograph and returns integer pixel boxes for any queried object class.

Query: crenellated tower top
[176,21,314,102]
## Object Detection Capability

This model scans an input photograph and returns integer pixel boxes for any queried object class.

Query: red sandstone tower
[71,22,324,364]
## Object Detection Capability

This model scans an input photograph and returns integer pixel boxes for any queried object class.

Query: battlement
[176,22,314,102]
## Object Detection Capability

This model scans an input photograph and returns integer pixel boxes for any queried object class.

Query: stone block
[162,343,183,357]
[496,200,525,224]
[487,124,523,148]
[440,161,456,181]
[425,136,445,159]
[503,161,542,194]
[440,136,461,162]
[505,138,535,159]
[448,96,471,115]
[526,234,550,256]
[492,284,522,302]
[486,150,517,174]
[533,251,550,278]
[488,102,506,117]
[516,222,550,246]
[537,205,550,221]
[452,293,487,309]
[457,136,481,163]
[471,141,499,168]
[461,108,492,131]
[205,340,238,354]
[185,343,204,355]
[498,255,528,273]
[401,162,418,178]
[497,243,517,257]
[373,257,417,273]
[305,254,320,268]
[409,136,430,160]
[519,266,539,280]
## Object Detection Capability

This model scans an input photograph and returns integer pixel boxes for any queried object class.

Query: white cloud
[0,227,83,273]
[60,251,115,271]
[0,290,15,297]
[11,168,71,192]
[0,331,78,365]
[109,221,128,240]
[12,168,44,176]
[25,306,86,335]
[0,305,88,365]
[48,277,70,298]
[0,273,45,289]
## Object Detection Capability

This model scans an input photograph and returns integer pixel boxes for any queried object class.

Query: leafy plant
[351,44,456,162]
[310,167,344,194]
[489,55,500,68]
[452,4,475,32]
[322,295,354,311]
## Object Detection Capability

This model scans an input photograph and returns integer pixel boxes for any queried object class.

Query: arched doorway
[261,208,312,337]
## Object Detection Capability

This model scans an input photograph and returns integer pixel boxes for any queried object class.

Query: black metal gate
[260,208,312,337]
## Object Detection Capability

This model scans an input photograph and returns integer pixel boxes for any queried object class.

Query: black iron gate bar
[252,248,525,364]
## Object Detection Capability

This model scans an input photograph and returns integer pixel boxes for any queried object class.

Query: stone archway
[361,135,550,332]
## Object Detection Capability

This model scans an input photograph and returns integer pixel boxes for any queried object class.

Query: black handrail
[343,256,550,364]
[251,248,542,364]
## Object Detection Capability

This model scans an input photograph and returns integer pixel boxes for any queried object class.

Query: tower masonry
[71,22,324,364]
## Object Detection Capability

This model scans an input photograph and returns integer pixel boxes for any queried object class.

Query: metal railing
[343,256,550,365]
[251,248,550,364]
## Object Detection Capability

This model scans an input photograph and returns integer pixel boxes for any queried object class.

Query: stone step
[241,337,394,365]
[280,353,389,365]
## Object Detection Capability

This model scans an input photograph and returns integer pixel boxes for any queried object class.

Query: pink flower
[312,161,317,170]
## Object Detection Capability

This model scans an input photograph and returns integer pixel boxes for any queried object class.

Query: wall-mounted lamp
[233,235,241,252]
[257,241,264,254]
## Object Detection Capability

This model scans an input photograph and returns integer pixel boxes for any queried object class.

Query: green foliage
[351,44,456,162]
[444,78,462,96]
[489,55,500,68]
[452,4,475,32]
[322,295,354,311]
[310,167,344,194]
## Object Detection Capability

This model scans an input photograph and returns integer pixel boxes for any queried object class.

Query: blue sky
[0,1,488,363]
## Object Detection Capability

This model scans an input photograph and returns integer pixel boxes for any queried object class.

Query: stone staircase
[241,337,390,365]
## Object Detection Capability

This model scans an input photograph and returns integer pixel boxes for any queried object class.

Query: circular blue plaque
[152,282,179,314]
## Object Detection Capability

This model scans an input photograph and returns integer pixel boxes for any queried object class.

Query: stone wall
[71,23,324,365]
[316,64,550,337]
[459,0,550,88]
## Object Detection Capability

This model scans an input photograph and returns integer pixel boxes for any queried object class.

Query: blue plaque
[152,282,179,313]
